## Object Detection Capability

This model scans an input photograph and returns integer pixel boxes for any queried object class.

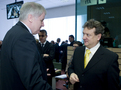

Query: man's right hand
[43,54,49,57]
[69,73,79,84]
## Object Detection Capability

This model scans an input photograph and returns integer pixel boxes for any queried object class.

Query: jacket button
[80,85,82,88]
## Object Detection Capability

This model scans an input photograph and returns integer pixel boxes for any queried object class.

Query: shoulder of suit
[46,41,53,46]
[99,46,118,57]
[75,46,85,52]
[77,46,85,49]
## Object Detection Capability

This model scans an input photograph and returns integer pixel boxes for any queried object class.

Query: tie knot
[86,49,91,54]
[41,44,44,47]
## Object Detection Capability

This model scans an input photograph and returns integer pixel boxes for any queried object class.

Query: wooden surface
[107,48,121,76]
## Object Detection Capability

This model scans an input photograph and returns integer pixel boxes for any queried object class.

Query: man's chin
[84,43,88,46]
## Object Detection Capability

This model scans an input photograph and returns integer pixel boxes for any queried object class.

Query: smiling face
[30,12,45,34]
[83,27,101,49]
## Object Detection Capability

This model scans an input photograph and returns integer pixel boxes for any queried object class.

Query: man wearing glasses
[37,29,55,86]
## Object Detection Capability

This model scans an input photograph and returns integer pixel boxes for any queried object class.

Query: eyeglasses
[39,35,45,37]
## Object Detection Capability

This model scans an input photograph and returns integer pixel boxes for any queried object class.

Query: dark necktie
[41,44,44,52]
[42,44,44,47]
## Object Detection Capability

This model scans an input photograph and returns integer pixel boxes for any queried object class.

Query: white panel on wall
[45,4,75,19]
[0,9,16,40]
[39,16,75,44]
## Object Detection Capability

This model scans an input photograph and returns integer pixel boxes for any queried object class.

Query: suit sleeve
[107,53,120,90]
[12,33,52,90]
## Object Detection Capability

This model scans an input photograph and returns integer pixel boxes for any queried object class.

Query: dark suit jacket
[70,41,74,46]
[60,43,69,71]
[68,45,120,90]
[37,41,55,77]
[54,43,60,62]
[0,21,52,90]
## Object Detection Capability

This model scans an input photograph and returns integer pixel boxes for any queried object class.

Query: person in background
[68,19,120,90]
[60,40,69,72]
[59,41,66,62]
[69,35,75,46]
[35,38,39,44]
[64,41,83,90]
[65,40,68,44]
[0,40,2,50]
[37,29,55,86]
[0,40,2,59]
[100,21,114,48]
[114,34,121,48]
[51,40,55,44]
[65,41,83,75]
[54,38,61,62]
[0,2,52,90]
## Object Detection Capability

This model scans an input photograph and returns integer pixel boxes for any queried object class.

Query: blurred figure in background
[54,38,61,62]
[51,40,55,44]
[64,41,83,90]
[0,40,2,57]
[65,41,83,74]
[37,29,55,86]
[69,35,75,46]
[0,40,2,50]
[60,40,69,72]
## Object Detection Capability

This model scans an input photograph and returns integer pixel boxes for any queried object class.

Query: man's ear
[28,14,33,23]
[97,34,101,40]
[46,35,48,38]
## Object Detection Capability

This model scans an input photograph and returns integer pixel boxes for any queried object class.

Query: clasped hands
[43,54,50,76]
[70,73,79,84]
[43,54,49,57]
[47,68,51,76]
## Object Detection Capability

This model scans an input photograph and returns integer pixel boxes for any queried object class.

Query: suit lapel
[75,46,85,71]
[80,47,85,70]
[83,46,104,72]
[43,41,49,53]
[16,21,30,32]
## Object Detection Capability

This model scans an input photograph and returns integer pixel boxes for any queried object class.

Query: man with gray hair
[0,2,52,90]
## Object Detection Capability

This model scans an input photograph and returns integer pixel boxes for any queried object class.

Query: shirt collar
[86,42,100,55]
[20,21,32,34]
[40,40,47,45]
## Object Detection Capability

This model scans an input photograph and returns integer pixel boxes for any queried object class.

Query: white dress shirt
[85,42,100,62]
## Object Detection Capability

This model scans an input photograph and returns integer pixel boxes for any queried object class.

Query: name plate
[81,0,97,6]
[98,0,106,4]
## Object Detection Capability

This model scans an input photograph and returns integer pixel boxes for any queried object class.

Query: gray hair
[19,2,46,21]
